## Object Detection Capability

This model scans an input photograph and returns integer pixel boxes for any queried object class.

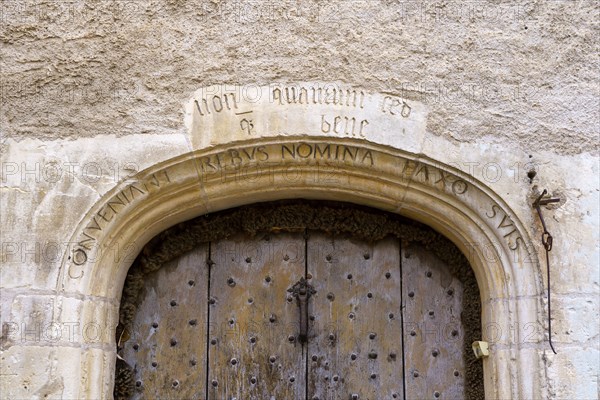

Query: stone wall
[1,1,598,399]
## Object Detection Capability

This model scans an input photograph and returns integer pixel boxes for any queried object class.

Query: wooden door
[122,231,466,400]
[307,233,404,400]
[208,232,306,400]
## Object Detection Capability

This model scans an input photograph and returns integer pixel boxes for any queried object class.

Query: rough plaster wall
[1,0,598,155]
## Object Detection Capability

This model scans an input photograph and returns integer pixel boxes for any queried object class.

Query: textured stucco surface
[0,1,599,399]
[1,0,598,155]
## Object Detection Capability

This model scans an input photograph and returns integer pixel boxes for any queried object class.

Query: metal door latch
[288,277,316,343]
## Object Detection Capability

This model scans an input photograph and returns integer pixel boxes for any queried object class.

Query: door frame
[58,136,546,399]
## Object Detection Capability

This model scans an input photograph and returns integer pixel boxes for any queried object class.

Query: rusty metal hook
[542,232,553,252]
[532,189,560,354]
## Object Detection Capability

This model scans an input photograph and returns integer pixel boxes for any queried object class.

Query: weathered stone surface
[1,0,597,156]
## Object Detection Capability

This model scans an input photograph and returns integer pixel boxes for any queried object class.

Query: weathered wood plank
[307,232,403,400]
[208,232,306,400]
[402,242,466,400]
[123,246,209,400]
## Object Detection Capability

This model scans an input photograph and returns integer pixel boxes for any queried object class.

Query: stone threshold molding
[46,83,548,399]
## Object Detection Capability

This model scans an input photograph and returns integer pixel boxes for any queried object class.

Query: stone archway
[57,136,546,399]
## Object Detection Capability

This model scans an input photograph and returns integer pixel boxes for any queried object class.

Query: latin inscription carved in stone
[272,85,366,108]
[66,138,531,279]
[197,143,375,175]
[72,170,171,268]
[194,93,239,115]
[399,160,469,196]
[486,204,527,252]
[320,115,369,137]
[381,95,412,117]
[185,83,426,150]
[281,143,374,165]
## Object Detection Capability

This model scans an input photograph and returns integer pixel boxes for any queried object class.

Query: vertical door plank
[402,242,466,400]
[123,246,209,400]
[307,232,403,400]
[208,232,306,400]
